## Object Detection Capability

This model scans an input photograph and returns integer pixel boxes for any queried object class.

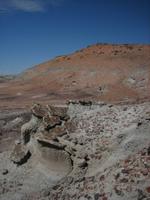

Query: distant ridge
[0,75,15,83]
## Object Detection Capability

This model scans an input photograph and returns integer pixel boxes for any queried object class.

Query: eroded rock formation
[10,102,90,180]
[9,101,150,200]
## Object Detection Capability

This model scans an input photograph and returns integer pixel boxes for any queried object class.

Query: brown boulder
[31,103,47,118]
[47,105,69,120]
[43,115,61,130]
[39,126,67,141]
[10,143,31,165]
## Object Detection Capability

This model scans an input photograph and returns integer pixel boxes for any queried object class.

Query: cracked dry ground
[0,101,150,200]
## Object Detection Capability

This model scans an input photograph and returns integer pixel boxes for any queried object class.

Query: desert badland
[0,44,150,200]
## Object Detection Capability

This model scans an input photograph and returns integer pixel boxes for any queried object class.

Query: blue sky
[0,0,150,74]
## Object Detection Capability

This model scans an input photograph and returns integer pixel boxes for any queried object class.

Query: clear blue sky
[0,0,150,74]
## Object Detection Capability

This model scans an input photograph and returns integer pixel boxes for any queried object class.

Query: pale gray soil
[0,102,150,200]
[0,151,56,200]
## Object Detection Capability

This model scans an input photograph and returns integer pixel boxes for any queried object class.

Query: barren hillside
[0,44,150,108]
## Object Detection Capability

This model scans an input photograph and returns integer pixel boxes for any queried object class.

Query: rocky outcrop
[10,103,88,179]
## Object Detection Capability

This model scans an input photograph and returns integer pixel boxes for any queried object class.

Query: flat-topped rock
[47,105,69,120]
[31,103,47,118]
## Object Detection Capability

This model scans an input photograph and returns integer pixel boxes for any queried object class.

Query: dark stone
[94,193,100,200]
[41,189,50,197]
[2,169,8,175]
[115,173,120,180]
[80,161,88,168]
[114,186,124,196]
[11,146,32,166]
[120,178,128,183]
[16,151,32,166]
[137,189,146,200]
[147,146,150,155]
[85,194,92,200]
[123,107,128,111]
[66,176,73,184]
[79,100,92,106]
[52,184,60,190]
[22,130,31,144]
[74,177,85,183]
[137,122,142,127]
[121,169,129,174]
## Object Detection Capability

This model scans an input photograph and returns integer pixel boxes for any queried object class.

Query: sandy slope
[0,44,150,109]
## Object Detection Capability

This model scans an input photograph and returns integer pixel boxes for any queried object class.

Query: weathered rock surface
[11,103,74,180]
[1,101,150,200]
[11,143,31,165]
